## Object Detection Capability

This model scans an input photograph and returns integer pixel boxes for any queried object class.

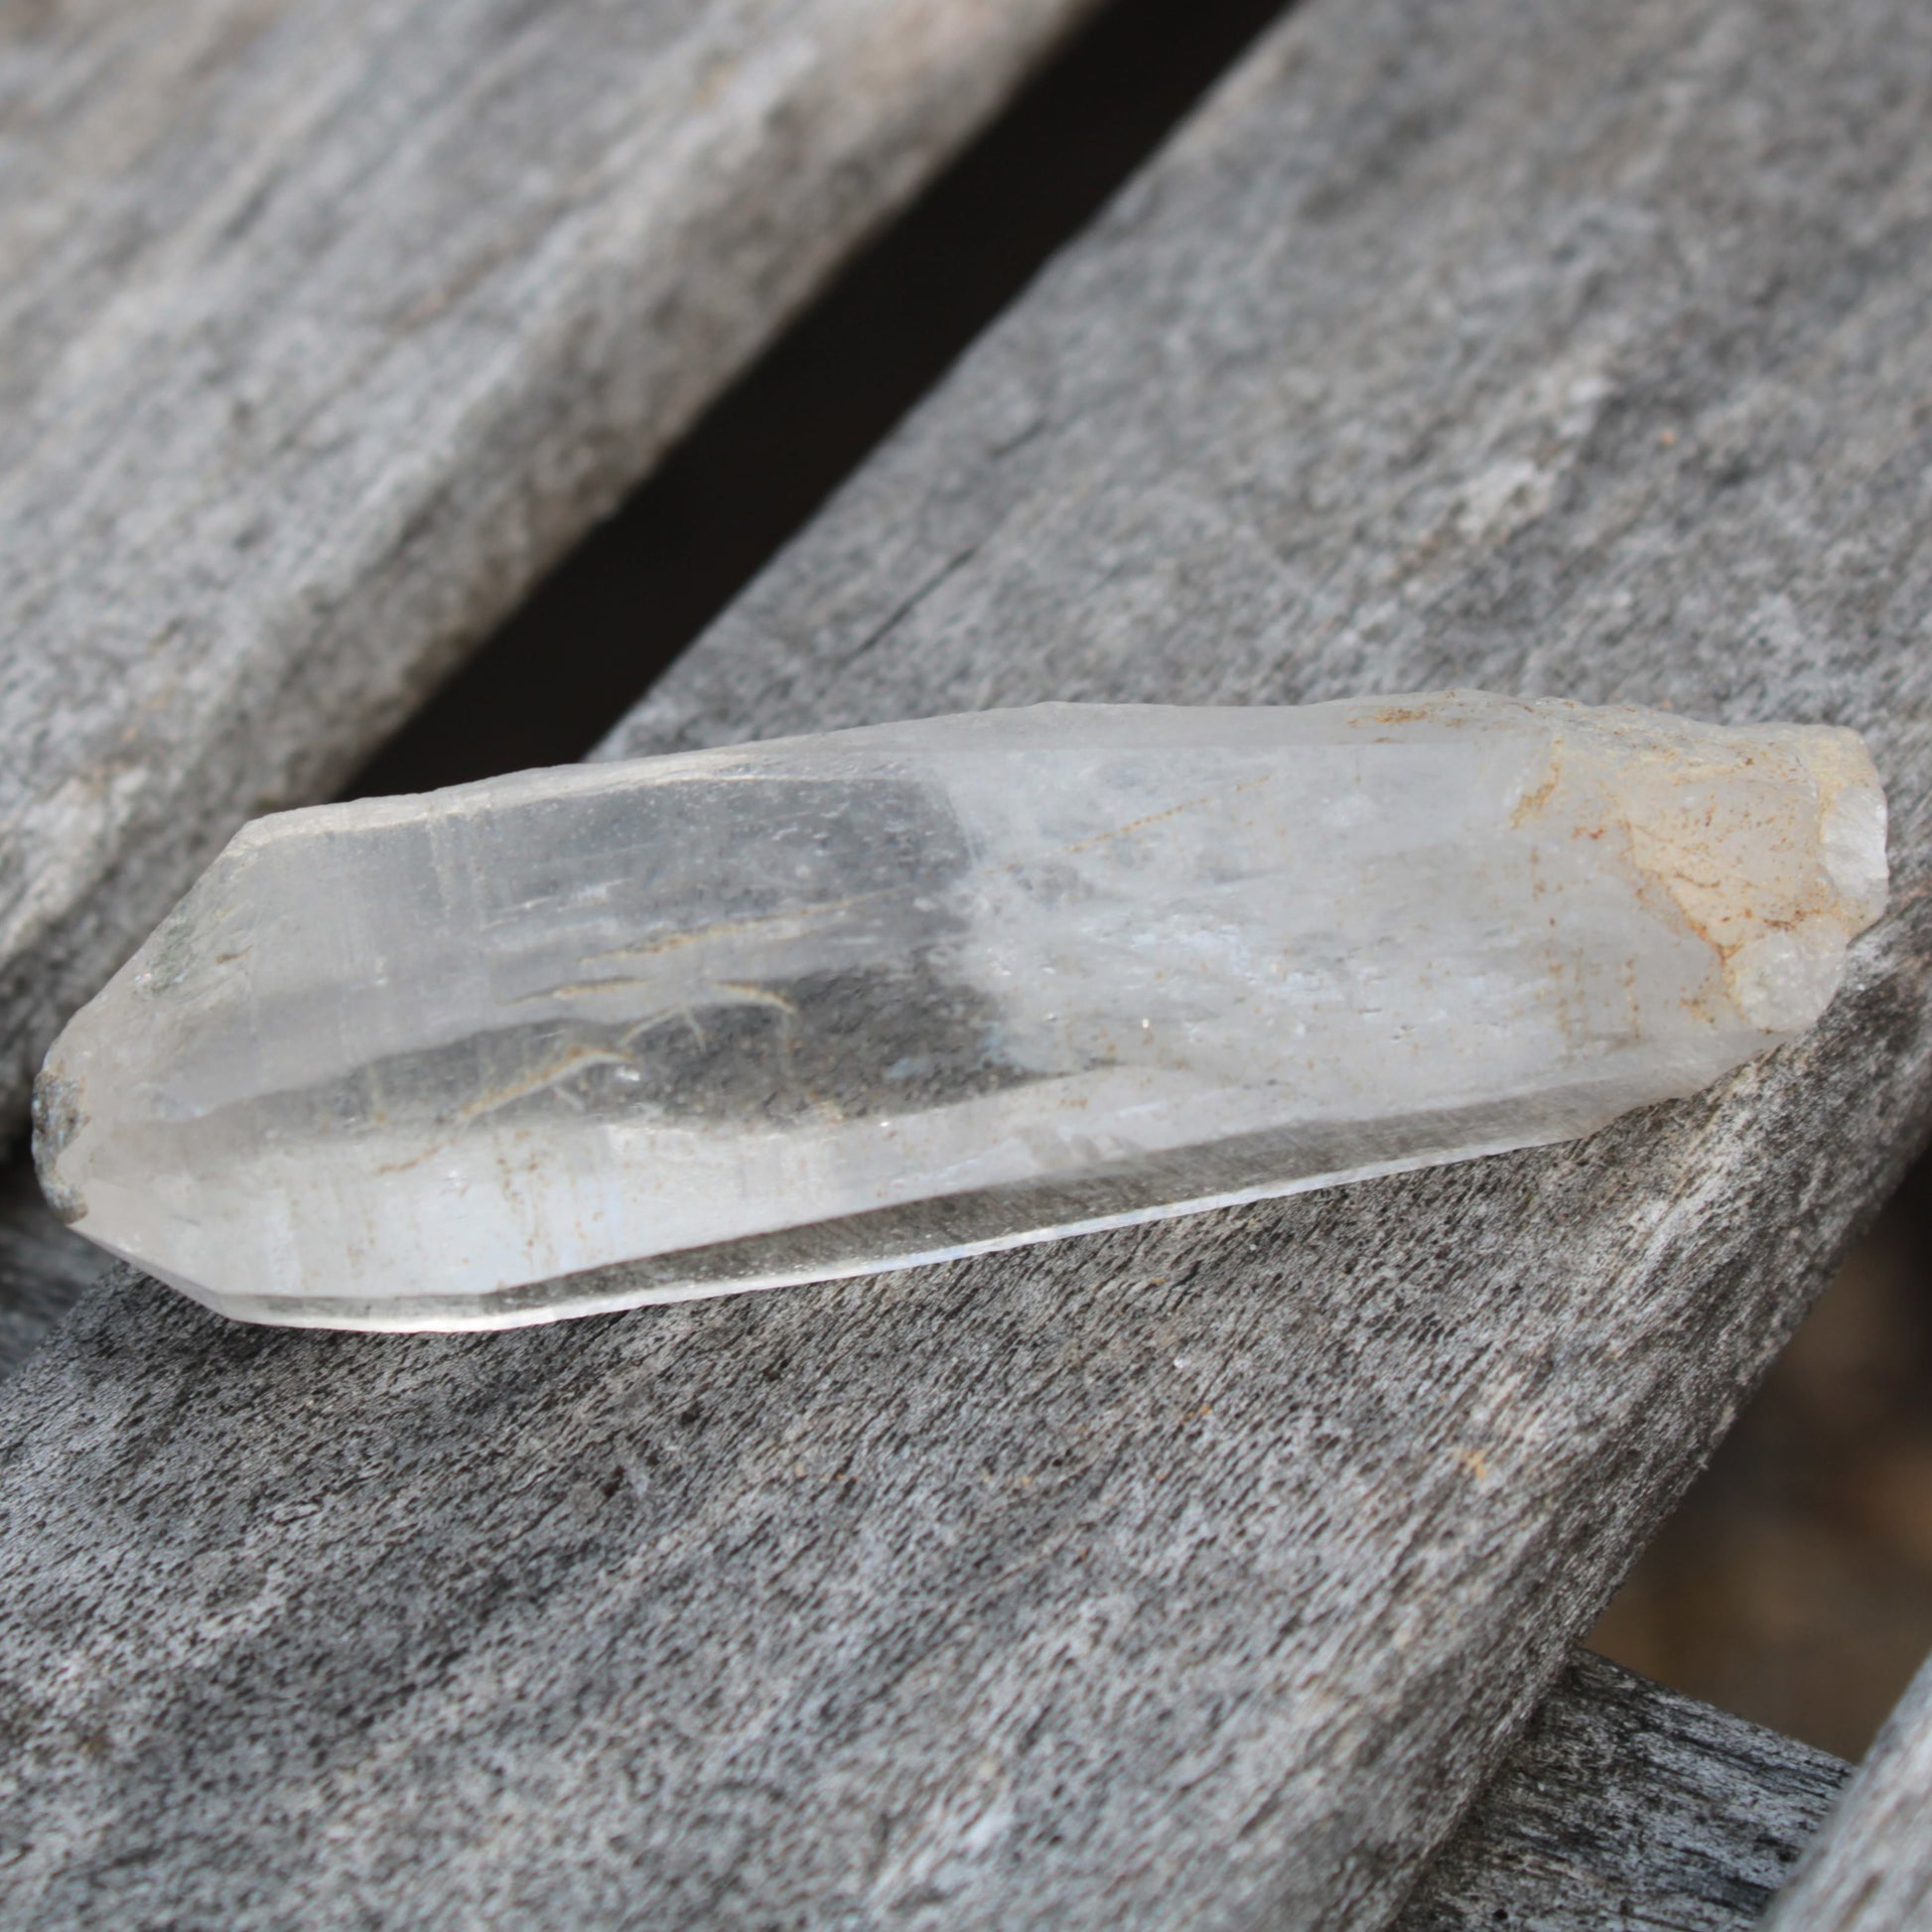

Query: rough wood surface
[4,0,1932,1924]
[1399,1652,1849,1932]
[1760,1647,1932,1931]
[0,0,1100,1133]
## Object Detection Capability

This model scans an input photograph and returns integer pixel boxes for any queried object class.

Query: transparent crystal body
[34,694,1888,1330]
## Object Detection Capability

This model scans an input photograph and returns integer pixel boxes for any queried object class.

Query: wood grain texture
[4,0,1931,1923]
[0,0,1101,1132]
[1399,1652,1849,1932]
[1760,1647,1932,1931]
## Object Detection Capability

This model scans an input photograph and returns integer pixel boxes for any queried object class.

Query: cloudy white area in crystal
[32,693,1888,1331]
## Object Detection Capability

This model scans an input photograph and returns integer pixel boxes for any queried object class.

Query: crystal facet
[35,694,1887,1330]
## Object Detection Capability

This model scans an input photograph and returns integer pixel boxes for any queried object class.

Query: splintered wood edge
[1400,1650,1849,1932]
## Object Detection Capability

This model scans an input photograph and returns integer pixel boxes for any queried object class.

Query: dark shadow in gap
[0,1153,113,1381]
[1591,1144,1932,1761]
[345,0,1292,797]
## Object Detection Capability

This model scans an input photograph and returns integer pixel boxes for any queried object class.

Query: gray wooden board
[1398,1652,1849,1932]
[4,0,1932,1924]
[1760,1646,1932,1931]
[0,0,1102,1134]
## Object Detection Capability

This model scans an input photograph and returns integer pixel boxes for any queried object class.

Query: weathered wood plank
[4,0,1931,1924]
[1760,1647,1932,1930]
[0,0,1102,1130]
[1399,1652,1849,1932]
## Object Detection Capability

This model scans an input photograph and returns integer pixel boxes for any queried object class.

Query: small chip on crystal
[34,693,1887,1330]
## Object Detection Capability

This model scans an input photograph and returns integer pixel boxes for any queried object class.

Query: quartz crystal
[35,693,1887,1331]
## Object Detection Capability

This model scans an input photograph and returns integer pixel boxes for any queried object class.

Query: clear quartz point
[34,693,1888,1331]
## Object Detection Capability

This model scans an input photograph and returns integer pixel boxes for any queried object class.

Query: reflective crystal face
[35,694,1887,1330]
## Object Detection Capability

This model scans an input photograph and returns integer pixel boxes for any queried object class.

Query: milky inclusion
[35,694,1887,1330]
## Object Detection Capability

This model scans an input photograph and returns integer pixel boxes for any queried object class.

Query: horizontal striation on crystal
[33,693,1888,1330]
